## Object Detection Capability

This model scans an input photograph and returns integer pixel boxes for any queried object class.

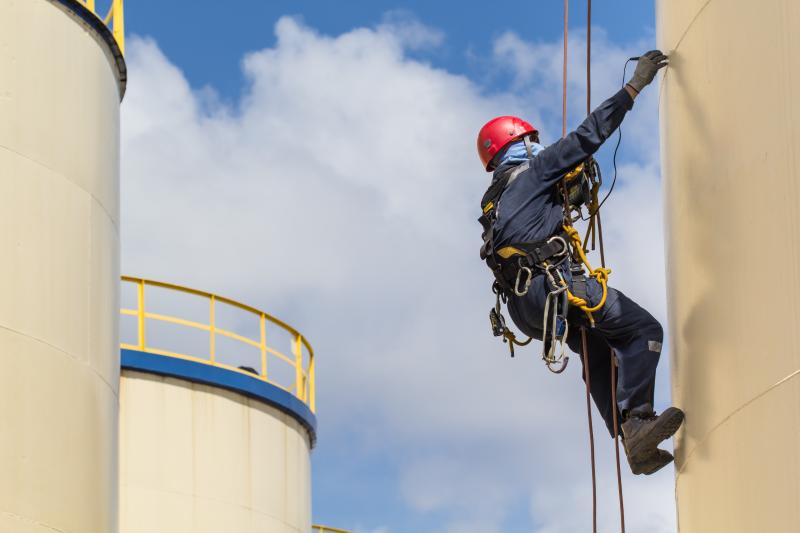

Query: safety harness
[479,136,610,371]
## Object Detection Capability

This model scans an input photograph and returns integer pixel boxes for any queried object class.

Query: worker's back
[489,160,564,250]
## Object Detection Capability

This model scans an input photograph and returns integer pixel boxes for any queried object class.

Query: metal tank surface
[0,1,124,532]
[658,0,800,531]
[118,279,315,533]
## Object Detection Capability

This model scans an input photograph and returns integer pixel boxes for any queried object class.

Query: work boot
[622,406,684,470]
[626,448,674,476]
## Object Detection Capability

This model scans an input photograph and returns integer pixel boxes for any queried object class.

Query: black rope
[598,59,636,211]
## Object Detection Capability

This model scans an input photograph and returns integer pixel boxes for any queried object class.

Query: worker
[477,51,683,475]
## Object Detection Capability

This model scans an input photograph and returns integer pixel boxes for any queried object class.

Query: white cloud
[121,16,674,533]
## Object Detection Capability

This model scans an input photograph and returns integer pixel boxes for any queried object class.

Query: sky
[117,1,675,532]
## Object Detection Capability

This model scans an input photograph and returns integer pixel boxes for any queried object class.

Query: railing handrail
[312,526,354,533]
[79,0,125,54]
[120,276,315,412]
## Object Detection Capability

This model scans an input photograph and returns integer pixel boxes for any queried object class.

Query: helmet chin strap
[523,134,534,159]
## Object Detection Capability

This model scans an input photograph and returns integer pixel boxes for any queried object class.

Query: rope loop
[561,225,612,319]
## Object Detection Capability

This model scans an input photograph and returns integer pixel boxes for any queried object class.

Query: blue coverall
[491,88,663,436]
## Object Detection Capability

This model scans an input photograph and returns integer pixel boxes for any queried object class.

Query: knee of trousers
[649,320,664,343]
[633,310,663,342]
[639,320,663,356]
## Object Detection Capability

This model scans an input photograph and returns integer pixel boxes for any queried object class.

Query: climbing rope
[611,350,626,532]
[561,4,596,533]
[580,327,598,532]
[562,0,569,139]
[561,1,626,532]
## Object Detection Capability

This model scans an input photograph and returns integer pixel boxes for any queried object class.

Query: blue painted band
[121,349,317,447]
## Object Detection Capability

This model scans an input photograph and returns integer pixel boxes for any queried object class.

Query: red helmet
[477,116,538,171]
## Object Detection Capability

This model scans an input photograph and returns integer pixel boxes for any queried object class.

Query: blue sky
[125,1,655,101]
[119,2,674,532]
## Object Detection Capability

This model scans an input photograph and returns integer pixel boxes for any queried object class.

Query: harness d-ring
[547,235,569,259]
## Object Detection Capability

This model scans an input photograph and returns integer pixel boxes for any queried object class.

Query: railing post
[260,313,267,379]
[209,295,216,363]
[137,280,146,350]
[112,0,125,55]
[293,335,304,401]
[308,348,315,413]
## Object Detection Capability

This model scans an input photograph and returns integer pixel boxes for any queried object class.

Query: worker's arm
[530,88,635,186]
[531,50,667,186]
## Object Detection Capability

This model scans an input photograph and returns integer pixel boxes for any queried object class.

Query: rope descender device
[489,284,532,358]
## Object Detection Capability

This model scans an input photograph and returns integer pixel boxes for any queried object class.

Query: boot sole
[630,449,674,475]
[627,407,685,463]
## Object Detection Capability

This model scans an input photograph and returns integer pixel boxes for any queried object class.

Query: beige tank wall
[658,0,800,531]
[0,1,121,532]
[119,370,312,533]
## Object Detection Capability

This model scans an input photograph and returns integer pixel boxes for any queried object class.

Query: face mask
[497,139,544,167]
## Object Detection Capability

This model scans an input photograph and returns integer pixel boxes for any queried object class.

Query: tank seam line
[657,0,713,100]
[0,145,120,231]
[676,367,800,474]
[0,509,68,532]
[671,0,713,54]
[121,482,301,528]
[0,323,119,397]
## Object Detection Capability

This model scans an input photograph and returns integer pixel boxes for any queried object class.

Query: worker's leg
[566,276,679,474]
[565,327,618,436]
[581,282,663,418]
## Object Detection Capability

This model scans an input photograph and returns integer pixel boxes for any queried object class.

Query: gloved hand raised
[627,50,668,93]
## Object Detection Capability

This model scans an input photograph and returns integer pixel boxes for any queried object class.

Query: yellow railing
[312,526,353,533]
[79,0,125,54]
[120,277,315,413]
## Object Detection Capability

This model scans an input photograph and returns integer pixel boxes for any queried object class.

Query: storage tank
[118,278,316,533]
[658,1,800,531]
[0,1,124,532]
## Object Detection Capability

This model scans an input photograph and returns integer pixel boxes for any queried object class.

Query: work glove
[627,50,668,93]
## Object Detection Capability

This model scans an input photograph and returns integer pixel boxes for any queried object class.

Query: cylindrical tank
[0,1,124,532]
[119,372,313,533]
[118,279,315,533]
[658,1,800,531]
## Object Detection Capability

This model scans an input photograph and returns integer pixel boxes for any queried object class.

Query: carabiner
[546,355,570,373]
[514,266,533,297]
